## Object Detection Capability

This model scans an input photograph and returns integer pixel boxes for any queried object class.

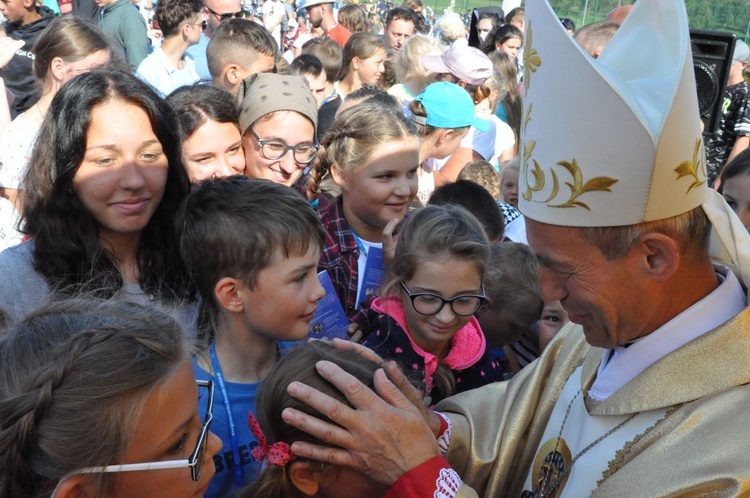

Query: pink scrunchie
[248,411,295,466]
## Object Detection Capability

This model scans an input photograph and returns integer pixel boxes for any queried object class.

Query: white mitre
[520,0,750,286]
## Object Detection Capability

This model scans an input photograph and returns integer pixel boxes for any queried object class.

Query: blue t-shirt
[193,341,299,497]
[194,359,262,498]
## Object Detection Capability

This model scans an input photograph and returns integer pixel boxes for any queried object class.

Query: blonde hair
[307,103,416,200]
[395,34,443,85]
[436,12,466,44]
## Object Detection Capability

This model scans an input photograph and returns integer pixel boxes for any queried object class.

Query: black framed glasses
[206,6,246,20]
[249,129,319,165]
[70,380,215,482]
[400,282,487,317]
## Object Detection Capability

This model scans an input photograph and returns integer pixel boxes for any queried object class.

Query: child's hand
[382,218,400,266]
[346,322,363,343]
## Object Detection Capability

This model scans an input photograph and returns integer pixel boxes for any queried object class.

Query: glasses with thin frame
[67,380,214,482]
[400,281,487,317]
[189,19,208,30]
[249,129,319,165]
[205,6,246,20]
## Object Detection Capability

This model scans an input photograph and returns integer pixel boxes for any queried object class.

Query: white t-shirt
[262,0,283,44]
[0,112,40,190]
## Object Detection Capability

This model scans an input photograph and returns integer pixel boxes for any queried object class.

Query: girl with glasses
[360,204,502,405]
[0,299,222,498]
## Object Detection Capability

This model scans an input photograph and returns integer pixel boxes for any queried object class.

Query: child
[476,242,542,376]
[457,159,501,200]
[309,103,419,319]
[361,204,503,405]
[135,0,202,96]
[501,158,519,208]
[718,147,750,231]
[0,298,221,497]
[167,84,245,182]
[238,341,390,498]
[538,300,570,352]
[289,54,329,108]
[335,32,387,98]
[428,179,505,244]
[409,82,485,204]
[176,176,326,497]
[206,18,277,96]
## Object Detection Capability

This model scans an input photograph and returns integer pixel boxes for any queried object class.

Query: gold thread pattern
[597,405,680,487]
[549,160,619,210]
[674,138,706,193]
[522,20,540,97]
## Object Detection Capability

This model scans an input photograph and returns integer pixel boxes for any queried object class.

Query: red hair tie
[248,411,296,466]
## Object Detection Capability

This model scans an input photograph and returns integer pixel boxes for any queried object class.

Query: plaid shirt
[317,196,370,320]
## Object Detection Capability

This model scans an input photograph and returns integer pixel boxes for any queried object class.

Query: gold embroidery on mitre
[673,138,706,193]
[522,150,619,209]
[522,20,540,97]
[522,438,573,498]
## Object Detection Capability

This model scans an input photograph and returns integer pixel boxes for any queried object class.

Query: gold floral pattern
[674,138,706,193]
[522,20,541,97]
[549,160,619,209]
[522,150,619,210]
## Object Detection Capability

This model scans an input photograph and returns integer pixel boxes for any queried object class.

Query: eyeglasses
[189,19,208,30]
[249,129,319,165]
[205,6,246,20]
[69,380,214,482]
[400,281,487,317]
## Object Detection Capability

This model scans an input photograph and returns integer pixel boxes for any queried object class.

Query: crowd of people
[0,0,749,496]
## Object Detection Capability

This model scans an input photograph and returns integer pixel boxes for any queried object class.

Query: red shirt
[327,23,351,47]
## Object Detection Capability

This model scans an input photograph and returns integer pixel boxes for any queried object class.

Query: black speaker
[690,29,736,135]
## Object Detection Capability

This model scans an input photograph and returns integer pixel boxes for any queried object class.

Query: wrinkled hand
[331,338,442,435]
[282,358,440,485]
[0,38,23,69]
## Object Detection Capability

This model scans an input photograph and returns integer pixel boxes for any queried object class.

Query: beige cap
[237,73,318,137]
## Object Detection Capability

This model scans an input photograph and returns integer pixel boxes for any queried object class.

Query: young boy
[289,54,328,108]
[135,0,203,96]
[206,18,277,95]
[177,176,326,498]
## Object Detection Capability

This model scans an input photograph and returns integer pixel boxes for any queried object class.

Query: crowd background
[0,0,748,495]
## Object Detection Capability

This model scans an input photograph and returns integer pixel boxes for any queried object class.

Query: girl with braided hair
[309,103,419,322]
[0,298,221,497]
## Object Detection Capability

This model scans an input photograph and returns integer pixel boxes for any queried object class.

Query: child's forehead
[263,242,321,268]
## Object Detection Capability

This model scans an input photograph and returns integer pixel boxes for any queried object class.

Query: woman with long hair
[0,69,195,331]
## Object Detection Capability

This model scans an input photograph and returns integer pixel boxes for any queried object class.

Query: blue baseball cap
[412,82,489,132]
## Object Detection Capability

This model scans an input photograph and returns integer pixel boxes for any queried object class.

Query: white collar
[588,267,746,401]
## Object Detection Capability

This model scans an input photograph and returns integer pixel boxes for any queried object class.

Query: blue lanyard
[351,230,369,258]
[209,343,243,488]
